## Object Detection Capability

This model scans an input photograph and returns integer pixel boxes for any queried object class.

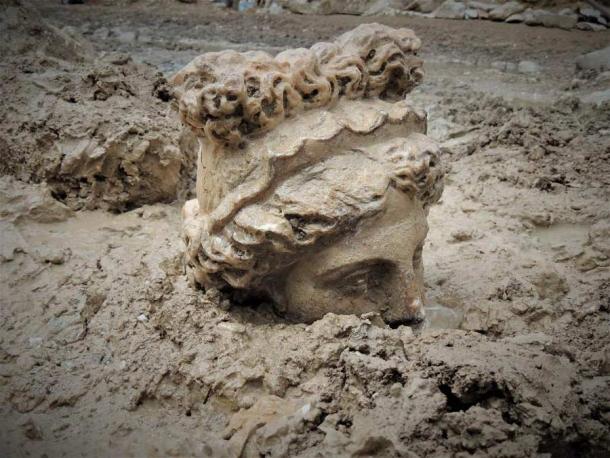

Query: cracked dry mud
[1,1,609,457]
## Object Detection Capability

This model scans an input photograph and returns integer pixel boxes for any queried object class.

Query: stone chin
[174,24,445,324]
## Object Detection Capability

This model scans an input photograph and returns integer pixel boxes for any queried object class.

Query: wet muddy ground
[1,1,609,456]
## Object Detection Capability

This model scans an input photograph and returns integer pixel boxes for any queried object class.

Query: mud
[0,1,195,212]
[1,1,609,457]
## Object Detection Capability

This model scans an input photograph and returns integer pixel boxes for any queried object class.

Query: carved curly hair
[171,23,423,147]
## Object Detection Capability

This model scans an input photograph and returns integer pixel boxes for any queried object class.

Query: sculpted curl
[171,23,423,146]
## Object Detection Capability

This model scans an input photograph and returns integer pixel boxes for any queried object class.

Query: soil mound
[0,0,194,211]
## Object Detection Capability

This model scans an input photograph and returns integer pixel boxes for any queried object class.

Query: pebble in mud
[517,60,541,74]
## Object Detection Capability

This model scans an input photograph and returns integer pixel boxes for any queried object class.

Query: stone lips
[171,23,423,146]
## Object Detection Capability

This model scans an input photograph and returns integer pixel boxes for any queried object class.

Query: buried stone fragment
[171,24,446,324]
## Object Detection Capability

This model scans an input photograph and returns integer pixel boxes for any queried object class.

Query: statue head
[172,24,444,324]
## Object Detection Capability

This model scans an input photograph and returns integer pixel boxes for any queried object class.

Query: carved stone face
[281,187,427,324]
[174,24,445,326]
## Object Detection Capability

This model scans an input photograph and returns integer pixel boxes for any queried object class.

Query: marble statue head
[172,23,444,324]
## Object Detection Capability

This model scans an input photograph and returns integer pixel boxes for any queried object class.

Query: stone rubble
[488,1,525,21]
[433,0,466,19]
[272,0,608,31]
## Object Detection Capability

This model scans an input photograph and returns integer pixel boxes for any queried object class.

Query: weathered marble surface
[172,24,445,323]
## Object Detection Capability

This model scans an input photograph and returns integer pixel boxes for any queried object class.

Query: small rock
[490,61,521,73]
[433,0,465,19]
[449,230,475,243]
[465,8,478,19]
[137,314,148,322]
[398,325,414,345]
[525,9,578,29]
[529,145,546,160]
[34,247,72,265]
[509,301,530,315]
[491,61,508,71]
[389,382,402,397]
[21,418,43,441]
[518,60,541,74]
[542,12,578,30]
[107,53,132,65]
[361,312,386,327]
[567,78,583,89]
[411,0,439,14]
[363,0,401,16]
[303,406,322,423]
[579,6,602,22]
[110,28,137,43]
[533,177,554,192]
[575,46,610,72]
[217,321,246,334]
[489,1,525,21]
[136,205,168,220]
[28,336,43,347]
[467,1,496,12]
[576,22,607,32]
[523,8,541,25]
[505,13,524,23]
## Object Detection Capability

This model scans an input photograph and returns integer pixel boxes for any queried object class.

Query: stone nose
[406,296,426,321]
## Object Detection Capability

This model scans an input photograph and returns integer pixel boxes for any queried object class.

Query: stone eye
[332,269,374,296]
